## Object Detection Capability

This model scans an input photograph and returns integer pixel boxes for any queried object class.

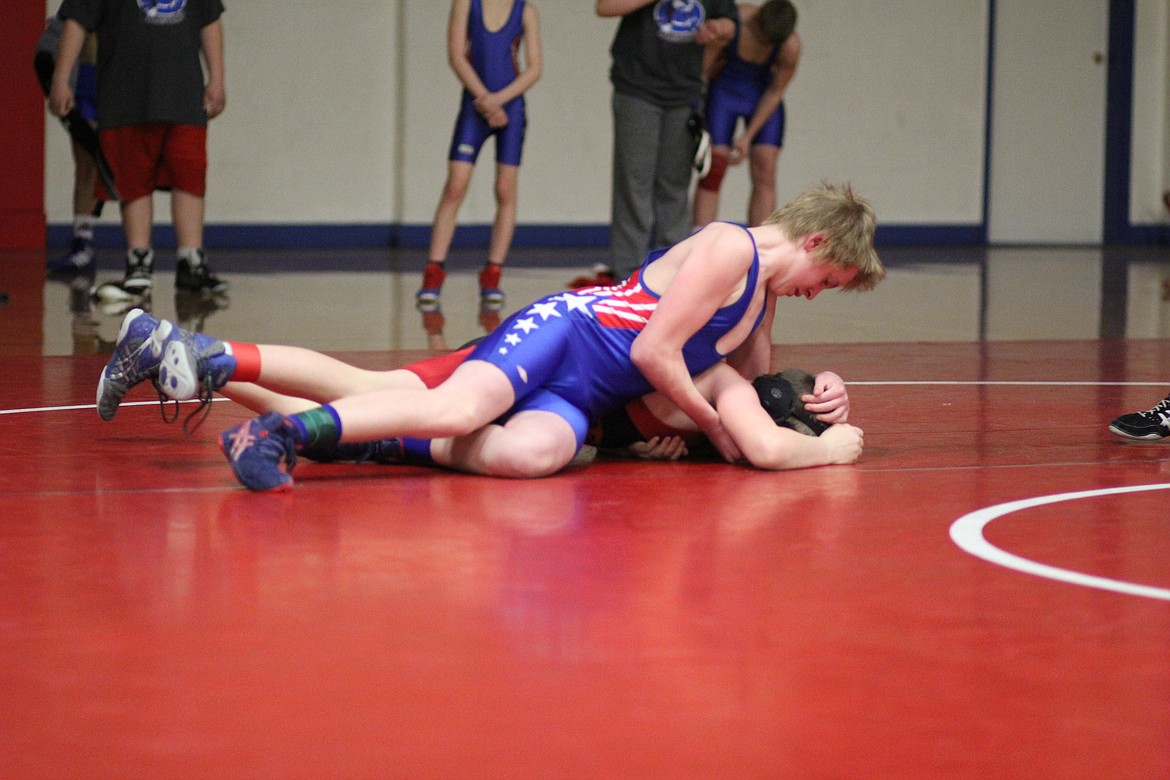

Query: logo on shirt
[139,0,187,25]
[654,0,706,44]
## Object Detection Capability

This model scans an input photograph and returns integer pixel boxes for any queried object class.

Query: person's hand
[474,92,504,118]
[819,423,864,464]
[628,435,689,461]
[802,370,850,423]
[49,81,74,118]
[702,420,742,463]
[204,84,226,119]
[727,135,750,165]
[486,109,509,128]
[695,18,733,46]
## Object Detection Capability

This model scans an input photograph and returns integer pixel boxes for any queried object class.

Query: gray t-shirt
[608,0,738,107]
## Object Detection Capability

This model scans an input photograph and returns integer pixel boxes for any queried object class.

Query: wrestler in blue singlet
[704,24,785,148]
[467,224,767,446]
[447,0,528,166]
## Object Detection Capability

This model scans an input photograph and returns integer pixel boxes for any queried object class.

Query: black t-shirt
[608,0,738,107]
[58,0,224,128]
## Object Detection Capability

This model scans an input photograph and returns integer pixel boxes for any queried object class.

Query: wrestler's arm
[476,4,543,116]
[447,0,490,101]
[724,297,775,380]
[708,365,864,469]
[630,223,755,460]
[741,32,800,147]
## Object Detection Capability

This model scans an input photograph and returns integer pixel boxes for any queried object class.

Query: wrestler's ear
[801,233,825,253]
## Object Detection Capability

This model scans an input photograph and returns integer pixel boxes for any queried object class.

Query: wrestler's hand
[695,18,734,47]
[727,135,750,165]
[486,109,509,128]
[628,435,689,461]
[801,370,850,424]
[703,420,742,463]
[820,423,864,464]
[475,91,504,118]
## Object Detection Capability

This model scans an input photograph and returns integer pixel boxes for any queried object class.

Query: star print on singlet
[494,273,659,356]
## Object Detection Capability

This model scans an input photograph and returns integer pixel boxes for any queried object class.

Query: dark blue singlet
[467,224,767,446]
[703,24,785,148]
[447,0,527,166]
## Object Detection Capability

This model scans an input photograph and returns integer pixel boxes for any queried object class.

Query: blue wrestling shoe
[220,413,298,491]
[96,308,166,420]
[155,324,235,402]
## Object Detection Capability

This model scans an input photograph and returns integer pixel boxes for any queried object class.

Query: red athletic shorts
[97,123,208,202]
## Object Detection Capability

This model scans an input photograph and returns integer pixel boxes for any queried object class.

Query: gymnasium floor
[1,244,1169,778]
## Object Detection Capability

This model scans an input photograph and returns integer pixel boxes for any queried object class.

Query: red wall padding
[1,0,47,249]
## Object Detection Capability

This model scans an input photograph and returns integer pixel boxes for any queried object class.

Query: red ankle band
[228,341,262,382]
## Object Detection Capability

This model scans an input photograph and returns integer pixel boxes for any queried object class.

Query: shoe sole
[176,280,230,293]
[1108,424,1169,440]
[157,326,202,401]
[94,283,150,302]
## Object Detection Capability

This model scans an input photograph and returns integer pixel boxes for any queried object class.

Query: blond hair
[765,182,884,291]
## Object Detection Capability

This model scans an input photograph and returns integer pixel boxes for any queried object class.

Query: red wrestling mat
[2,340,1169,778]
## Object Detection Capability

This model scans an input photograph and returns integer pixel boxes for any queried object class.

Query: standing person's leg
[168,124,228,293]
[690,87,738,230]
[114,195,155,294]
[610,92,662,276]
[651,103,697,250]
[419,160,475,308]
[746,104,786,226]
[747,144,781,226]
[488,164,518,263]
[479,162,518,310]
[50,139,101,273]
[691,144,731,228]
[93,126,155,300]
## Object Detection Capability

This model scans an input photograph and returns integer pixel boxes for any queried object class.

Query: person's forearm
[49,19,86,117]
[200,20,225,89]
[632,344,719,433]
[747,427,834,470]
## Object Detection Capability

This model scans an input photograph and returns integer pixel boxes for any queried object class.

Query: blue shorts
[75,63,97,124]
[448,95,527,166]
[705,88,785,149]
[465,296,655,449]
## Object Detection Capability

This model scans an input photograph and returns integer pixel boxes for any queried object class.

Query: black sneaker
[47,237,95,275]
[1109,394,1170,440]
[94,248,153,302]
[176,249,229,293]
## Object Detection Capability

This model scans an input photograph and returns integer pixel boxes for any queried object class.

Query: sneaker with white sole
[94,248,153,302]
[47,237,95,275]
[1109,394,1170,440]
